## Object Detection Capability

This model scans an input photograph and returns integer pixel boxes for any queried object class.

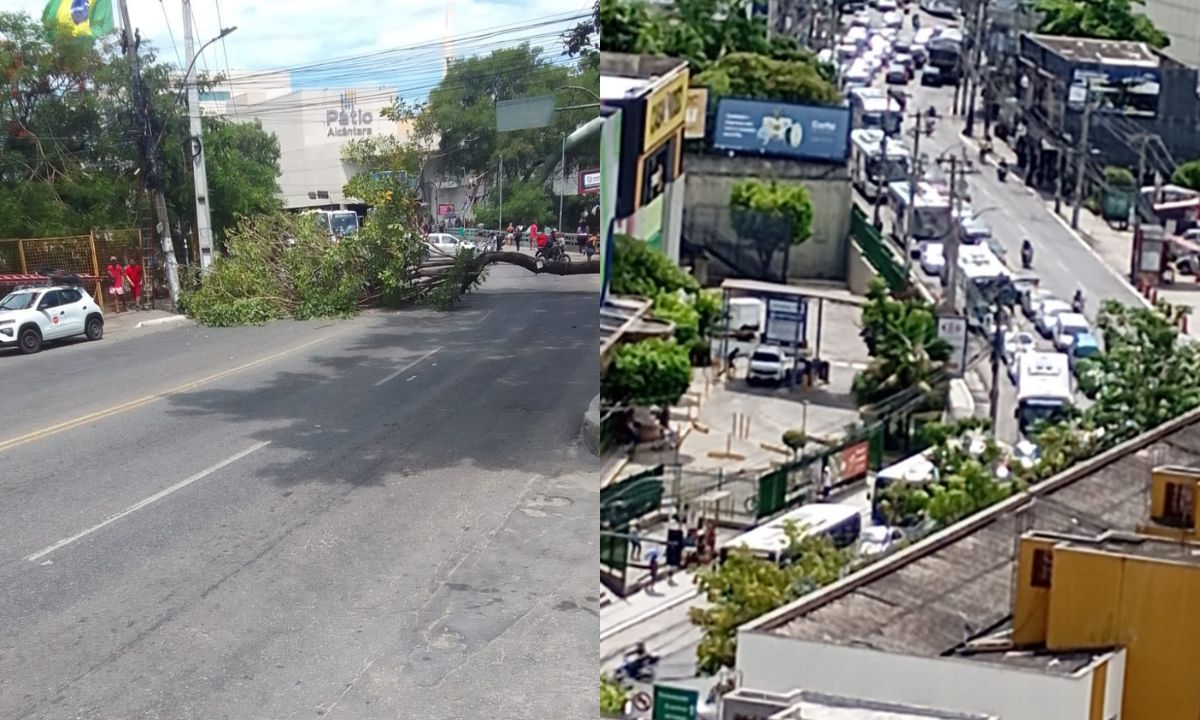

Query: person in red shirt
[528,220,538,251]
[123,257,144,310]
[105,256,127,312]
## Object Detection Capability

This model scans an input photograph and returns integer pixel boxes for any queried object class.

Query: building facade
[199,72,415,211]
[601,53,690,264]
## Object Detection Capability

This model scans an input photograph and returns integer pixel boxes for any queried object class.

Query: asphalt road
[0,266,598,720]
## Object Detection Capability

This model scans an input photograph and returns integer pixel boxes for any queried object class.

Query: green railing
[850,206,906,292]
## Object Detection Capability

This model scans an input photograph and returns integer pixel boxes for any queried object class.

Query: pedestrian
[647,549,659,591]
[629,522,642,560]
[505,222,515,247]
[123,256,144,310]
[703,519,717,560]
[514,225,523,251]
[528,220,539,249]
[821,460,833,501]
[585,234,597,261]
[576,220,587,253]
[105,256,127,312]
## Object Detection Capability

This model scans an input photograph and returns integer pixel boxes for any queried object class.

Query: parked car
[859,525,905,558]
[1021,287,1054,319]
[1035,299,1073,338]
[0,285,104,354]
[885,64,910,84]
[747,345,794,385]
[426,232,473,256]
[920,242,945,277]
[1052,312,1091,352]
[920,66,943,87]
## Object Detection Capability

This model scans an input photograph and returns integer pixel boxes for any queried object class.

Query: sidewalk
[103,308,189,336]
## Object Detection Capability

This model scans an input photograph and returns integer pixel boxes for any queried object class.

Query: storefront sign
[713,98,851,162]
[436,203,455,217]
[841,442,870,481]
[764,298,808,345]
[684,87,708,139]
[579,168,601,195]
[643,72,688,153]
[325,91,374,138]
[653,684,698,720]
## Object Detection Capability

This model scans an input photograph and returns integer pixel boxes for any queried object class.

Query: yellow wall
[1013,536,1057,645]
[1148,467,1200,539]
[1041,545,1200,720]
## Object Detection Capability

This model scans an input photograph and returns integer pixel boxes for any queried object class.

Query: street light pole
[558,133,566,231]
[182,7,236,273]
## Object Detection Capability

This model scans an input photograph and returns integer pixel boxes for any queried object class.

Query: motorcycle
[615,652,660,684]
[1072,293,1085,314]
[537,240,572,264]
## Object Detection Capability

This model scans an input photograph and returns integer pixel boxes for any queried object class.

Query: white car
[1004,330,1036,365]
[1035,299,1073,338]
[920,243,945,276]
[747,345,793,385]
[859,525,905,557]
[1052,312,1090,352]
[425,232,473,257]
[1022,287,1055,319]
[0,285,105,354]
[882,10,903,27]
[876,0,898,9]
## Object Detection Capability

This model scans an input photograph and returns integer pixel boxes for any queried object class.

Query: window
[1031,548,1053,588]
[199,91,231,102]
[39,291,61,309]
[1161,482,1194,528]
[59,289,81,304]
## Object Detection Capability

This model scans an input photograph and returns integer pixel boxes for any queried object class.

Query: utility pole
[1130,135,1148,281]
[903,111,925,274]
[942,157,963,314]
[1070,80,1093,230]
[497,155,503,231]
[963,0,988,137]
[558,133,566,230]
[115,0,180,305]
[182,0,215,272]
[988,304,1004,428]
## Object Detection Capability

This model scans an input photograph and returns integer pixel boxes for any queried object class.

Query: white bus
[850,129,911,201]
[303,209,360,238]
[1015,351,1073,434]
[723,503,863,564]
[953,244,1013,324]
[888,180,955,248]
[849,87,902,136]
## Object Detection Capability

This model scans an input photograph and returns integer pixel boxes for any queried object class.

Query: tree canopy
[696,52,841,106]
[1172,159,1200,192]
[0,11,281,243]
[853,279,951,405]
[602,338,693,408]
[1034,0,1170,48]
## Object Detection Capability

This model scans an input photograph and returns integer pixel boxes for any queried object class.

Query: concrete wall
[683,153,852,281]
[846,241,875,296]
[736,632,1107,720]
[1143,0,1200,69]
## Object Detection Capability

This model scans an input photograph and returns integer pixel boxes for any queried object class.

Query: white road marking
[374,347,442,387]
[26,441,271,563]
[406,375,417,382]
[477,309,496,323]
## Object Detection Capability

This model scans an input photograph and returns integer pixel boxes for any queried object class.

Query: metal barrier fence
[0,230,154,309]
[849,206,907,291]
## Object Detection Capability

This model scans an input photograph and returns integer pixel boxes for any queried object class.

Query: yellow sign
[643,72,688,152]
[684,87,708,140]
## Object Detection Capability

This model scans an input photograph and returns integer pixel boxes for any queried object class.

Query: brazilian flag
[43,0,115,37]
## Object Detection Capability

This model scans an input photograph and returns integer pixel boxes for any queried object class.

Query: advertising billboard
[684,88,708,139]
[579,168,601,195]
[713,98,851,162]
[1069,67,1160,117]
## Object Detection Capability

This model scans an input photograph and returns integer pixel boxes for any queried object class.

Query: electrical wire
[157,0,183,70]
[212,0,238,121]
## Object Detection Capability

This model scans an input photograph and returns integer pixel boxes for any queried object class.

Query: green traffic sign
[653,684,699,720]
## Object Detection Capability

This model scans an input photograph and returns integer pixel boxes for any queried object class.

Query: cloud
[1,0,586,93]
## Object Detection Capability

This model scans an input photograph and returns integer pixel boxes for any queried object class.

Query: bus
[850,129,911,201]
[954,244,1014,326]
[1015,351,1073,434]
[927,29,963,83]
[849,87,903,136]
[723,503,863,564]
[303,209,360,239]
[871,451,936,525]
[888,181,955,249]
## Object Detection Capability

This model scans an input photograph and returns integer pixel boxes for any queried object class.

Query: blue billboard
[713,98,851,162]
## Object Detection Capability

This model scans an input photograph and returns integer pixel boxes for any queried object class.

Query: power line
[156,0,183,69]
[211,0,238,120]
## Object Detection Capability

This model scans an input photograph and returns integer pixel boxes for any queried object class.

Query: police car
[0,284,105,354]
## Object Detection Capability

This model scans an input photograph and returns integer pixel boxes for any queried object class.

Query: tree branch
[468,251,600,276]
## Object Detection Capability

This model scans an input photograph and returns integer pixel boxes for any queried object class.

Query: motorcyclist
[621,642,655,680]
[912,14,920,30]
[1021,238,1033,269]
[997,158,1009,182]
[1073,289,1085,314]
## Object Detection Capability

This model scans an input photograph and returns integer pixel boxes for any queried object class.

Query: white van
[1052,312,1091,352]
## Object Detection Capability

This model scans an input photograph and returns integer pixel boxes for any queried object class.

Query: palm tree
[854,284,951,406]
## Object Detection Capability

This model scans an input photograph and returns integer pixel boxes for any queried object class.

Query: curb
[134,315,189,330]
[599,586,700,642]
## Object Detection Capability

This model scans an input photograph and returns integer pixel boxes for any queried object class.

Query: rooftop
[599,52,688,102]
[724,688,996,720]
[1028,34,1160,67]
[745,406,1200,674]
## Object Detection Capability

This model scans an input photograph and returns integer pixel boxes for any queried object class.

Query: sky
[4,0,589,95]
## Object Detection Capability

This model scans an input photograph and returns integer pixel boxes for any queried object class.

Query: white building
[197,71,416,210]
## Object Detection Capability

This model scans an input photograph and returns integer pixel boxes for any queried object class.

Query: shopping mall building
[198,71,418,212]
